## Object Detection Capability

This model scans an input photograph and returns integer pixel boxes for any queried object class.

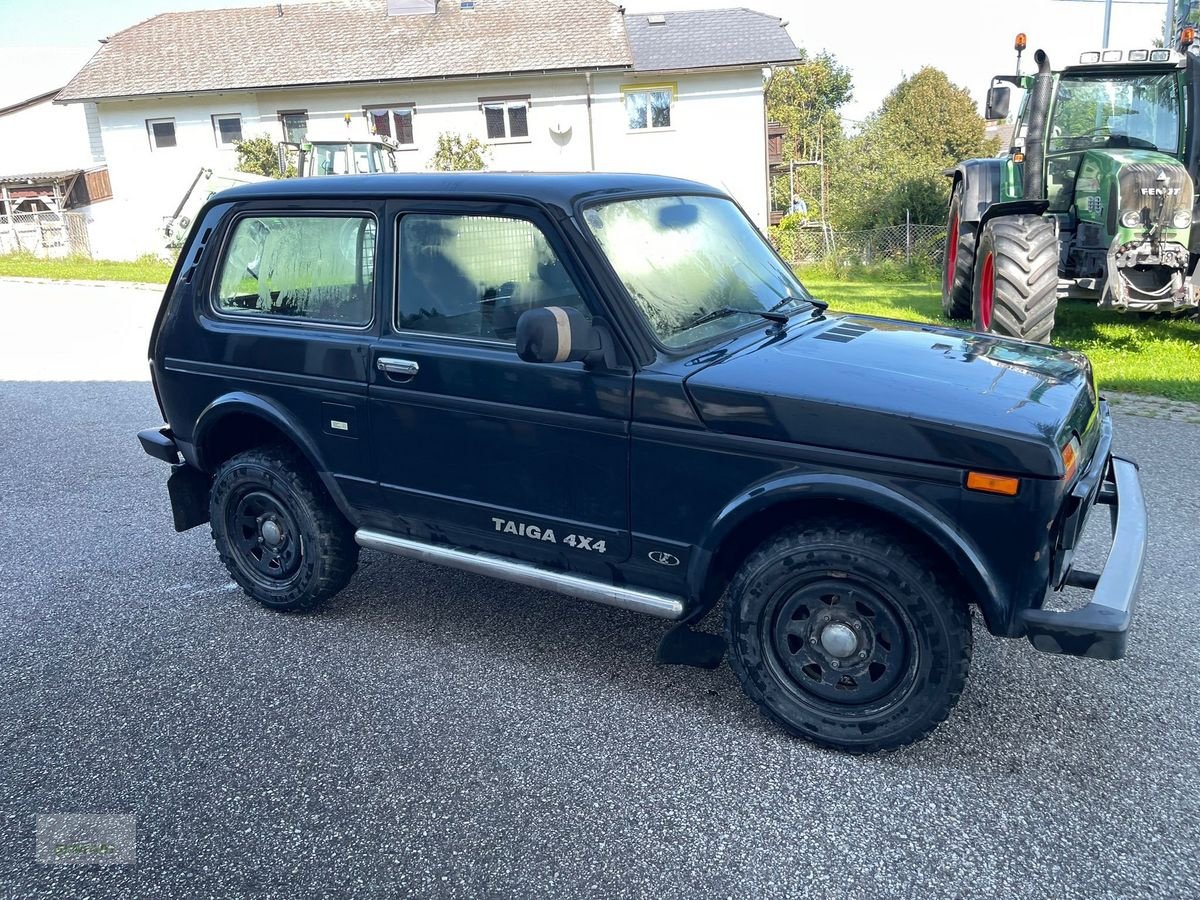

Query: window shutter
[507,104,529,139]
[484,105,506,139]
[394,109,414,144]
[369,110,391,138]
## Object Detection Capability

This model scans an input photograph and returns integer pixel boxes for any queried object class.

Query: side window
[396,213,589,342]
[215,214,376,326]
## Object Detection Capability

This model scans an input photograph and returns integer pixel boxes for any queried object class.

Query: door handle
[377,357,420,380]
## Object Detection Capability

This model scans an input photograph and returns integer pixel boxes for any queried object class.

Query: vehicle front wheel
[973,214,1058,342]
[724,519,972,753]
[210,445,358,612]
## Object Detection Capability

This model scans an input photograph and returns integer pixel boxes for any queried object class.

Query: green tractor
[943,35,1200,342]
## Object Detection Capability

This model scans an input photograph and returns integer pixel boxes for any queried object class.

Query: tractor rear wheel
[941,184,976,319]
[973,215,1058,343]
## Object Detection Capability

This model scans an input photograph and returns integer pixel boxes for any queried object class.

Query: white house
[56,0,802,259]
[0,55,114,256]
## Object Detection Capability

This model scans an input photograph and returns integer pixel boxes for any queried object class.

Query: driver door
[367,200,633,574]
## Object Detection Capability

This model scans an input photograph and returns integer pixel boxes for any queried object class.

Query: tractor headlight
[1120,211,1143,228]
[1172,210,1192,229]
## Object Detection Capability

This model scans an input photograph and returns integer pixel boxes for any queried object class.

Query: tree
[832,67,998,230]
[234,135,283,178]
[429,133,489,171]
[766,53,853,213]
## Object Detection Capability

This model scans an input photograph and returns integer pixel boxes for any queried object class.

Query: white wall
[0,96,97,175]
[591,69,770,229]
[90,68,771,259]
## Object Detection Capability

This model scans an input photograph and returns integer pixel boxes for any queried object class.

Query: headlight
[1173,210,1192,229]
[1120,211,1143,228]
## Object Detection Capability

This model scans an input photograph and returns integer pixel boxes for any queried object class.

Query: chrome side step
[355,529,686,620]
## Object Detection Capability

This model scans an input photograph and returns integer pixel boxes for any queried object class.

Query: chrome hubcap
[819,622,858,658]
[260,518,283,547]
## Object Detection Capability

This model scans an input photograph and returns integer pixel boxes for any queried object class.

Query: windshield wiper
[687,306,790,330]
[770,294,827,314]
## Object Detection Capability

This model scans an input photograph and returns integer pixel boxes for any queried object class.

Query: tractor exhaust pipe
[1023,50,1054,200]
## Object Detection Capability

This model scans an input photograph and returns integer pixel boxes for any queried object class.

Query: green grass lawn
[0,253,173,284]
[804,278,1200,403]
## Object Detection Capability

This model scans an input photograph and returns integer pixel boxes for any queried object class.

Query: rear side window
[215,214,376,326]
[396,213,588,342]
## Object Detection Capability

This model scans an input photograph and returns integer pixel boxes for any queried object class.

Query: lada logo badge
[648,551,681,567]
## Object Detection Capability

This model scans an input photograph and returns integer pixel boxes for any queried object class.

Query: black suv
[139,173,1146,752]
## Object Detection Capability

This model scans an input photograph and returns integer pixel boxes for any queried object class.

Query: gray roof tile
[626,7,802,72]
[56,0,801,102]
[58,0,632,102]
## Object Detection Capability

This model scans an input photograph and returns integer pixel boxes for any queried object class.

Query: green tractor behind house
[943,35,1200,342]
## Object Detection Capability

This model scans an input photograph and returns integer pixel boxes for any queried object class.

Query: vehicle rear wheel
[210,445,358,612]
[941,183,976,319]
[973,214,1058,343]
[724,519,972,753]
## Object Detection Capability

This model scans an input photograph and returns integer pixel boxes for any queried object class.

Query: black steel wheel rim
[762,576,919,714]
[226,488,304,588]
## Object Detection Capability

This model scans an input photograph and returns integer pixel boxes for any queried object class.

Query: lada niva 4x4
[138,173,1147,752]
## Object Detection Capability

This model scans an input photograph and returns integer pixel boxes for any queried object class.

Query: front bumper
[1021,455,1147,660]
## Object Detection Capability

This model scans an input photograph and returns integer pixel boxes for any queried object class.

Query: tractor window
[1049,72,1180,155]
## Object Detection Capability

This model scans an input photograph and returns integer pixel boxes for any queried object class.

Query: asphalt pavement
[1,279,1198,898]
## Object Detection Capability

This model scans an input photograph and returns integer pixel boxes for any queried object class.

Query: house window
[279,110,308,144]
[212,114,243,148]
[480,96,530,141]
[624,85,674,131]
[365,105,415,145]
[146,118,177,150]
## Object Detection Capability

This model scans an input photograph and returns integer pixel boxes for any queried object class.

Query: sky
[0,0,1170,120]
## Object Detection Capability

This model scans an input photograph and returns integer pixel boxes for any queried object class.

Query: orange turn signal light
[1061,436,1081,482]
[1015,33,1028,52]
[1184,26,1196,47]
[966,472,1021,496]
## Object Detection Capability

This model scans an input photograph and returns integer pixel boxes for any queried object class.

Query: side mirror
[985,85,1011,121]
[515,306,605,366]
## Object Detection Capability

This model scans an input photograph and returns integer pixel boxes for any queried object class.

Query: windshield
[582,195,813,348]
[1049,72,1180,154]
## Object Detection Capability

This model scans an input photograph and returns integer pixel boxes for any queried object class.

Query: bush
[233,135,282,178]
[429,133,489,171]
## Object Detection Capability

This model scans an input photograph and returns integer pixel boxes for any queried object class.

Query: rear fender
[689,473,1007,633]
[192,392,359,524]
[948,159,1006,225]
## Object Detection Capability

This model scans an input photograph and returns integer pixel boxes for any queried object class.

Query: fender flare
[946,158,1006,225]
[688,473,1006,632]
[191,392,359,523]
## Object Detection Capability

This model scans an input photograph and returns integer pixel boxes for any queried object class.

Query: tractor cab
[943,33,1200,342]
[278,132,401,178]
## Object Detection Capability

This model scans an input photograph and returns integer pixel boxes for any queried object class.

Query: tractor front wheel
[973,215,1058,343]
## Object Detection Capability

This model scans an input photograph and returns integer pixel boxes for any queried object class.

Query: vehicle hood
[684,315,1099,478]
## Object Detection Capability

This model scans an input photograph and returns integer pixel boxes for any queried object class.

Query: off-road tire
[210,445,358,613]
[724,518,972,753]
[973,214,1058,343]
[941,183,976,319]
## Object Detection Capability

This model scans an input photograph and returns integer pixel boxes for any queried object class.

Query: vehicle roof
[211,171,727,210]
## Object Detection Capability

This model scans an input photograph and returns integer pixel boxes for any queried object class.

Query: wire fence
[0,211,91,258]
[776,223,947,269]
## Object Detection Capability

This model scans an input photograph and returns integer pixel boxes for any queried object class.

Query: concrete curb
[1107,392,1200,424]
[0,275,164,291]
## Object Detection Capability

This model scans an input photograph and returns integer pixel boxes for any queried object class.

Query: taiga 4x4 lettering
[138,173,1147,753]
